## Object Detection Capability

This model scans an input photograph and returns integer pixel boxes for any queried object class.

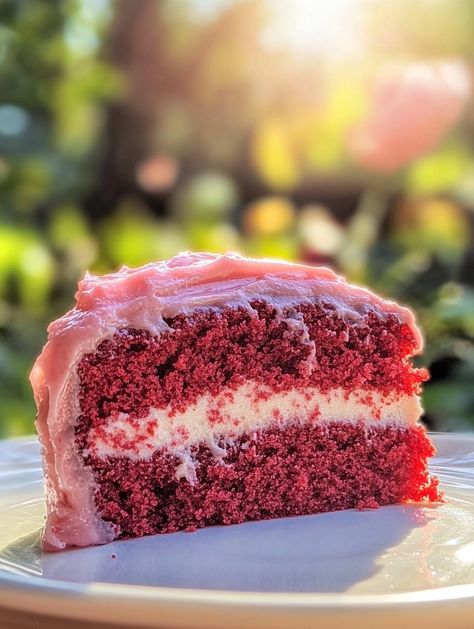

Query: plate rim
[1,432,474,621]
[1,570,474,607]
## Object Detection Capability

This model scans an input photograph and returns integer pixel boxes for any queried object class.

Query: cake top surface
[75,251,338,310]
[41,251,422,348]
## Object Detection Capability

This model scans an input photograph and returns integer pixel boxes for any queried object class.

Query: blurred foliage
[0,0,473,436]
[0,0,122,436]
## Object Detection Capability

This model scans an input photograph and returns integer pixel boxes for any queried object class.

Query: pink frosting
[31,252,423,550]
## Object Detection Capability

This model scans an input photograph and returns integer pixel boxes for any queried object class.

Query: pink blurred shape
[135,154,179,193]
[350,60,472,172]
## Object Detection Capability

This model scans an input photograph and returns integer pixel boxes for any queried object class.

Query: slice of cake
[31,252,440,551]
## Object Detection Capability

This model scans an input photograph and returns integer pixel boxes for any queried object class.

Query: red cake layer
[86,422,439,539]
[76,301,427,441]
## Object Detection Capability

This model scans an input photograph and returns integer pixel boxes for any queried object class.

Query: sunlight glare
[455,542,474,565]
[261,0,363,60]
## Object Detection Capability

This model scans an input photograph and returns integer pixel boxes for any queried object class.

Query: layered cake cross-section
[31,252,441,551]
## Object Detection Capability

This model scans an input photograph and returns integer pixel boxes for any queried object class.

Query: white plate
[1,434,474,628]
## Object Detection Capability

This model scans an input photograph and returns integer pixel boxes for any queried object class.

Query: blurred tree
[0,0,120,437]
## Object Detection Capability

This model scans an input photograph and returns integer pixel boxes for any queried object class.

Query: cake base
[86,421,440,540]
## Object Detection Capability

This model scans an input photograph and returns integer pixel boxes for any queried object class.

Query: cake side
[91,423,436,539]
[76,301,427,466]
[31,252,436,551]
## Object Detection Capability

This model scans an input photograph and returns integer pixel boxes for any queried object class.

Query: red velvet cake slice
[31,252,440,551]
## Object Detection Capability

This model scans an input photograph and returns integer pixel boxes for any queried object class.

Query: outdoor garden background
[0,0,473,437]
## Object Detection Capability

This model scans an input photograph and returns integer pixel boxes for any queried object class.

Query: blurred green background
[0,0,473,437]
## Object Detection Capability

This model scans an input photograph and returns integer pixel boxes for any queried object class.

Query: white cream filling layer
[85,383,421,465]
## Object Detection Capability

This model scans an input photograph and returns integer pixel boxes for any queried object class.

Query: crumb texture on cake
[30,252,439,551]
[88,422,438,539]
[75,301,426,469]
